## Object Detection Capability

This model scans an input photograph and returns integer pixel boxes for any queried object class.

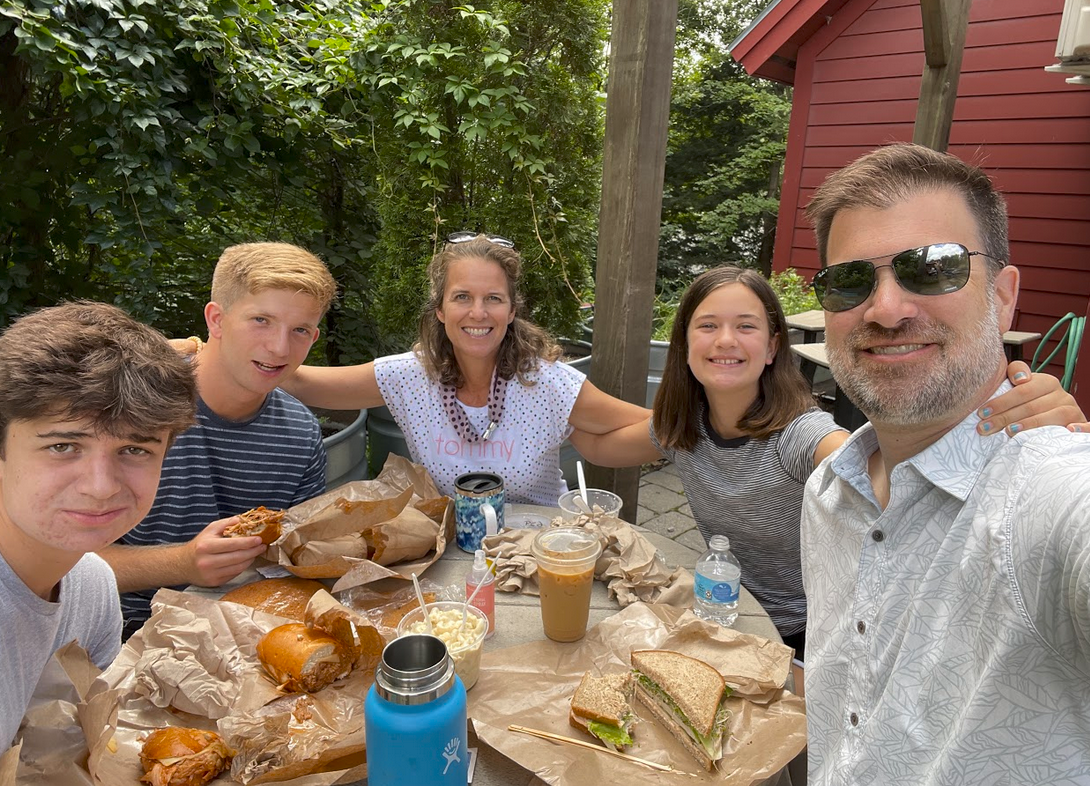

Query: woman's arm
[568,419,661,467]
[168,336,387,411]
[565,381,659,467]
[976,361,1086,436]
[278,362,386,410]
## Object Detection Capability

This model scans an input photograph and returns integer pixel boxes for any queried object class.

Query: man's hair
[653,266,815,449]
[416,234,561,387]
[0,301,197,448]
[805,143,1009,274]
[210,242,337,315]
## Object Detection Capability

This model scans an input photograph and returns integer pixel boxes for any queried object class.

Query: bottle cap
[473,549,487,572]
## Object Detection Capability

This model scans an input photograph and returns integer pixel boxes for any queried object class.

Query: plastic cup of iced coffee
[530,527,603,642]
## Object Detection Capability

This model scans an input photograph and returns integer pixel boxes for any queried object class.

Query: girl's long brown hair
[653,267,815,450]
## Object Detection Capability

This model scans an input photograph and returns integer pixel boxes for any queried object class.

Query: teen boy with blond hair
[0,301,195,750]
[100,242,338,638]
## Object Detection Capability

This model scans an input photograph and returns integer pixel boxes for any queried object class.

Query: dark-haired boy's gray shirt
[118,389,325,638]
[651,406,841,637]
[0,551,120,751]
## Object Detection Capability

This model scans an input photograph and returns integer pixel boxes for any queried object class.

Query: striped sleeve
[777,408,843,483]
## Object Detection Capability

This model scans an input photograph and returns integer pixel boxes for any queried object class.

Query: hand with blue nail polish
[975,361,1085,436]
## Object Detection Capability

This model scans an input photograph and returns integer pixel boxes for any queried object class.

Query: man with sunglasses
[798,143,1090,785]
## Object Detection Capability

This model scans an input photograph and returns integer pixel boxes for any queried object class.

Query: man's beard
[826,304,1003,427]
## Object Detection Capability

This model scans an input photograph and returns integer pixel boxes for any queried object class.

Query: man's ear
[993,265,1020,332]
[205,302,224,339]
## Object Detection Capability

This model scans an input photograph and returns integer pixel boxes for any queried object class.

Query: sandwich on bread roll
[568,672,636,750]
[220,577,327,621]
[257,623,356,693]
[139,727,233,786]
[223,506,284,545]
[630,650,733,772]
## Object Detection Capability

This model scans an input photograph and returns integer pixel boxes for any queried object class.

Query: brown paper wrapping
[84,588,377,785]
[485,515,694,607]
[469,603,806,785]
[268,455,454,592]
[8,642,99,786]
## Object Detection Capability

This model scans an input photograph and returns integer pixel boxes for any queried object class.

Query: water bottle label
[694,573,739,604]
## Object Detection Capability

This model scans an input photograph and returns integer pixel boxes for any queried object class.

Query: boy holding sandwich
[99,242,337,638]
[0,301,196,751]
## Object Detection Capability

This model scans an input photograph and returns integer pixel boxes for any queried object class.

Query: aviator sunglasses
[812,242,1002,313]
[447,231,515,248]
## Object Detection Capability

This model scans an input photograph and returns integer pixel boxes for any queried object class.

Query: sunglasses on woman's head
[446,231,515,248]
[812,242,1002,313]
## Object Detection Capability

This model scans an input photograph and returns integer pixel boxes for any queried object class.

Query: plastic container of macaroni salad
[397,601,488,690]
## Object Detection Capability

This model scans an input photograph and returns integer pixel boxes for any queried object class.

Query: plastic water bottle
[466,549,496,638]
[693,534,741,627]
[365,635,468,785]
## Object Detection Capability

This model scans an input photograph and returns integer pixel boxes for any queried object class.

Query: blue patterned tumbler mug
[454,472,504,552]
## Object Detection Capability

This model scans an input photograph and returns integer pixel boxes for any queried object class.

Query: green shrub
[769,268,819,316]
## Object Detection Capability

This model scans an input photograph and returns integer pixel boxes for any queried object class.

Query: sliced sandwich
[630,649,733,772]
[568,672,636,750]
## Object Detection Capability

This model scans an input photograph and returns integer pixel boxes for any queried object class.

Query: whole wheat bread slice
[630,650,725,736]
[634,682,717,772]
[570,672,633,726]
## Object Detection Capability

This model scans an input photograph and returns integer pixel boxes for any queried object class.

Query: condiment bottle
[466,549,496,638]
[365,635,468,785]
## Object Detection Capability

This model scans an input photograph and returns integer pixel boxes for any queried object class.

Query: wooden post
[585,0,678,516]
[913,0,972,152]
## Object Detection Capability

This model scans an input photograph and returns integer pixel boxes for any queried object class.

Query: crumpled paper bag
[8,642,99,786]
[484,514,693,607]
[268,455,453,593]
[469,602,806,785]
[86,588,376,785]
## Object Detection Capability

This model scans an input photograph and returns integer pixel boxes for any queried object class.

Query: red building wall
[773,0,1090,351]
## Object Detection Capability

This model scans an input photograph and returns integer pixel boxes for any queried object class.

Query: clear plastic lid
[531,526,603,565]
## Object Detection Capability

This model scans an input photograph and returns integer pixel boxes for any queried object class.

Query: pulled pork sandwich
[223,506,284,545]
[220,577,327,621]
[256,623,357,694]
[139,727,233,786]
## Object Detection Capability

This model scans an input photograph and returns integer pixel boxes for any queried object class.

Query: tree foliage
[0,0,607,360]
[658,0,791,294]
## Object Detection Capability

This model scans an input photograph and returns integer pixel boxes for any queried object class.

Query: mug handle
[482,503,498,536]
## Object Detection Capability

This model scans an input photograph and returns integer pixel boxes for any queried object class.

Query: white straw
[576,461,591,511]
[411,572,434,636]
[461,573,488,632]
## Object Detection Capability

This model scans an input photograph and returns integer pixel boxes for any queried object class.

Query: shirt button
[850,712,859,727]
[871,529,885,542]
[857,620,866,634]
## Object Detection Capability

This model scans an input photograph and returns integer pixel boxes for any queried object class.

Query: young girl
[569,266,1083,658]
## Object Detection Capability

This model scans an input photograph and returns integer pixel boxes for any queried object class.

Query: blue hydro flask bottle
[365,634,468,785]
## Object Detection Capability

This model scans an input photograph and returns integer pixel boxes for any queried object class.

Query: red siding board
[802,92,1090,126]
[950,118,1090,145]
[806,123,915,147]
[837,5,922,36]
[968,0,1064,23]
[1014,244,1090,272]
[963,15,1063,47]
[806,71,1090,104]
[802,145,1090,171]
[1018,290,1090,316]
[1018,268,1090,294]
